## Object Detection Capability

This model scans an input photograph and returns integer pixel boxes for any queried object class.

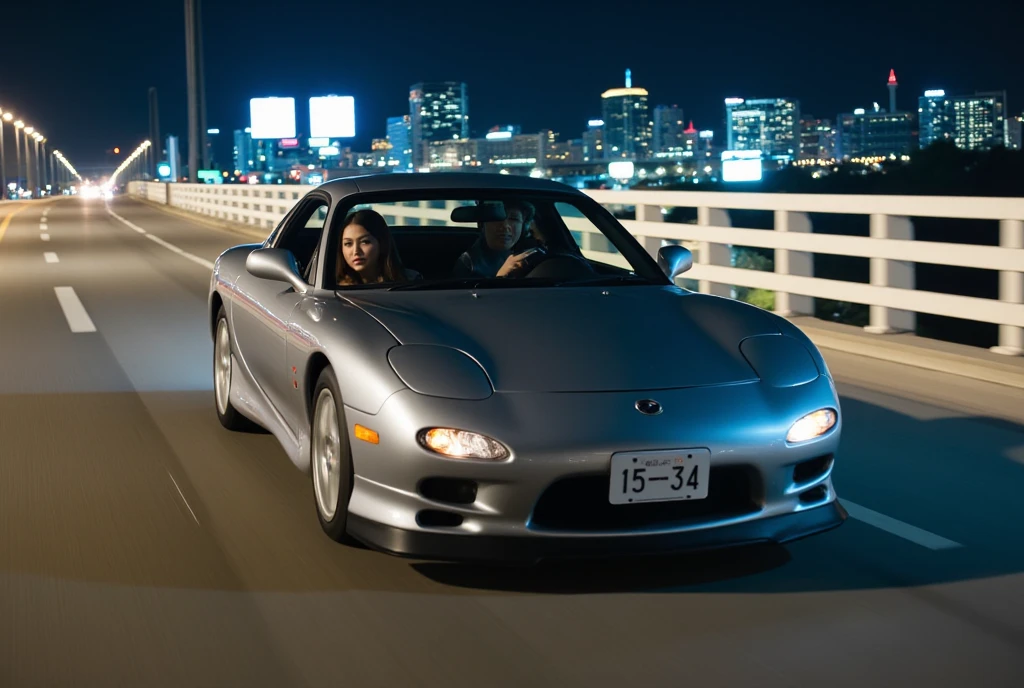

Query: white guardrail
[127,181,1024,356]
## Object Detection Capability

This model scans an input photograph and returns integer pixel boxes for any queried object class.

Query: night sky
[2,0,1020,174]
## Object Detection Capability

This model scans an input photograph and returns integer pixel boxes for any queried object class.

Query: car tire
[310,366,358,544]
[213,306,251,431]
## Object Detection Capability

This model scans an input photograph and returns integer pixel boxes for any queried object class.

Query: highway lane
[0,196,1021,687]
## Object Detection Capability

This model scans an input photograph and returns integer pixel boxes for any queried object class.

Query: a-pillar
[865,214,915,334]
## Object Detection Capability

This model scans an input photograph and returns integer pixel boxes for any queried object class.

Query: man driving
[452,200,537,278]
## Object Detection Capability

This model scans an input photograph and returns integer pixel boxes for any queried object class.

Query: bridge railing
[127,180,1024,355]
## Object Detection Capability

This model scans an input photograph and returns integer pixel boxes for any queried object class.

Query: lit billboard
[249,97,296,139]
[309,96,355,138]
[721,150,763,182]
[607,161,635,180]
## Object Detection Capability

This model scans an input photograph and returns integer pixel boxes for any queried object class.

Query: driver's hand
[496,250,534,277]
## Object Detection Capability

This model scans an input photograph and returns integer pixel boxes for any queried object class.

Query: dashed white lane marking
[40,223,48,230]
[167,470,201,526]
[44,252,59,263]
[842,499,962,550]
[53,287,96,333]
[41,233,50,242]
[107,206,215,270]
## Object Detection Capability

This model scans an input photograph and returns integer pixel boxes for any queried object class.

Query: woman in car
[336,209,420,286]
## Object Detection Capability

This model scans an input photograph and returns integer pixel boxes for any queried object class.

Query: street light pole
[184,0,206,183]
[14,121,23,197]
[31,135,41,198]
[0,111,7,199]
[37,138,44,194]
[23,127,36,197]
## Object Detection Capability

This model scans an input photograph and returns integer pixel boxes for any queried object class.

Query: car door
[229,194,330,424]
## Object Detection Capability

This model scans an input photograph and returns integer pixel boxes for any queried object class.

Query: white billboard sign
[249,97,296,139]
[309,96,355,138]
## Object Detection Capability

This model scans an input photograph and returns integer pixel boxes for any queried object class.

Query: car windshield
[327,192,667,291]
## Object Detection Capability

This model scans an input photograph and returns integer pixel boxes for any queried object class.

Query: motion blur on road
[0,196,1022,687]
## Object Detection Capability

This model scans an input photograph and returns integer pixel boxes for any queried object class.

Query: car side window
[276,198,330,283]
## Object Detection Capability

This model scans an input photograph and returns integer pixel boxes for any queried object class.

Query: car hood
[342,286,781,393]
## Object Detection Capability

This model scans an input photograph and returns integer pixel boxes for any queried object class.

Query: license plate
[608,449,711,505]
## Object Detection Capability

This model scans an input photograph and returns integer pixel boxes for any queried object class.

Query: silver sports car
[208,172,845,562]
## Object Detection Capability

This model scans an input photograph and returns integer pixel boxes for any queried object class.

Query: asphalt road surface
[1,197,1022,687]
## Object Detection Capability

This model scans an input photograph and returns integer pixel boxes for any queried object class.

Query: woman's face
[341,223,381,280]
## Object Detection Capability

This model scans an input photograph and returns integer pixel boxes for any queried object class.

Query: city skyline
[206,69,1015,161]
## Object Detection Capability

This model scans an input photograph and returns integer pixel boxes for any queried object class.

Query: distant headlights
[418,428,509,461]
[786,409,838,443]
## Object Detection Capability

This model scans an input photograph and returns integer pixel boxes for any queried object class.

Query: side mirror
[657,245,693,282]
[245,248,309,293]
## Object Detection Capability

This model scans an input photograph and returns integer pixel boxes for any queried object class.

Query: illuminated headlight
[418,428,509,460]
[786,409,837,443]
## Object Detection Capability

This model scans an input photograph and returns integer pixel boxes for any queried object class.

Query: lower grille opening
[529,465,762,532]
[416,509,463,528]
[419,477,478,505]
[793,454,833,484]
[799,485,827,504]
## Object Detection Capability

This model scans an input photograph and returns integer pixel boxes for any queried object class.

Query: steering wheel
[523,252,594,280]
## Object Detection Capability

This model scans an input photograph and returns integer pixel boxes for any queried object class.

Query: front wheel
[310,366,358,544]
[213,306,250,431]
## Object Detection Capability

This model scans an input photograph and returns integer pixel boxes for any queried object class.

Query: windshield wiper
[555,274,658,287]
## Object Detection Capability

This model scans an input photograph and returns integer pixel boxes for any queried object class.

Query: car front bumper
[347,499,847,564]
[340,376,844,562]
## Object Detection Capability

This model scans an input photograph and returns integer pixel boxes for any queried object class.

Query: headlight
[418,428,509,460]
[786,409,837,443]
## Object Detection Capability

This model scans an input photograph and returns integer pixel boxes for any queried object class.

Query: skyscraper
[952,92,1007,150]
[918,90,954,148]
[582,120,604,162]
[799,117,836,160]
[725,98,800,160]
[386,115,413,171]
[232,130,250,174]
[1007,115,1023,150]
[600,69,652,160]
[836,106,914,158]
[919,90,1007,151]
[409,82,469,168]
[653,105,685,154]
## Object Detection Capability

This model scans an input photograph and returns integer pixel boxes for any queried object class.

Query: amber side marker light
[355,425,379,444]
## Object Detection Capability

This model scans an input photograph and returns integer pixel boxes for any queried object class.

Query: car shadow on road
[411,542,792,593]
[412,397,1024,595]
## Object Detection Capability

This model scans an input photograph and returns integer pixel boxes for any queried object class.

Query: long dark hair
[335,209,405,285]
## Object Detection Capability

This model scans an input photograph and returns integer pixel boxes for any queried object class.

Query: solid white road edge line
[106,207,147,234]
[44,252,59,263]
[53,287,96,333]
[107,206,215,270]
[167,470,201,526]
[842,499,962,550]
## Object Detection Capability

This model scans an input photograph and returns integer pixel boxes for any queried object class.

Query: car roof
[318,172,588,203]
